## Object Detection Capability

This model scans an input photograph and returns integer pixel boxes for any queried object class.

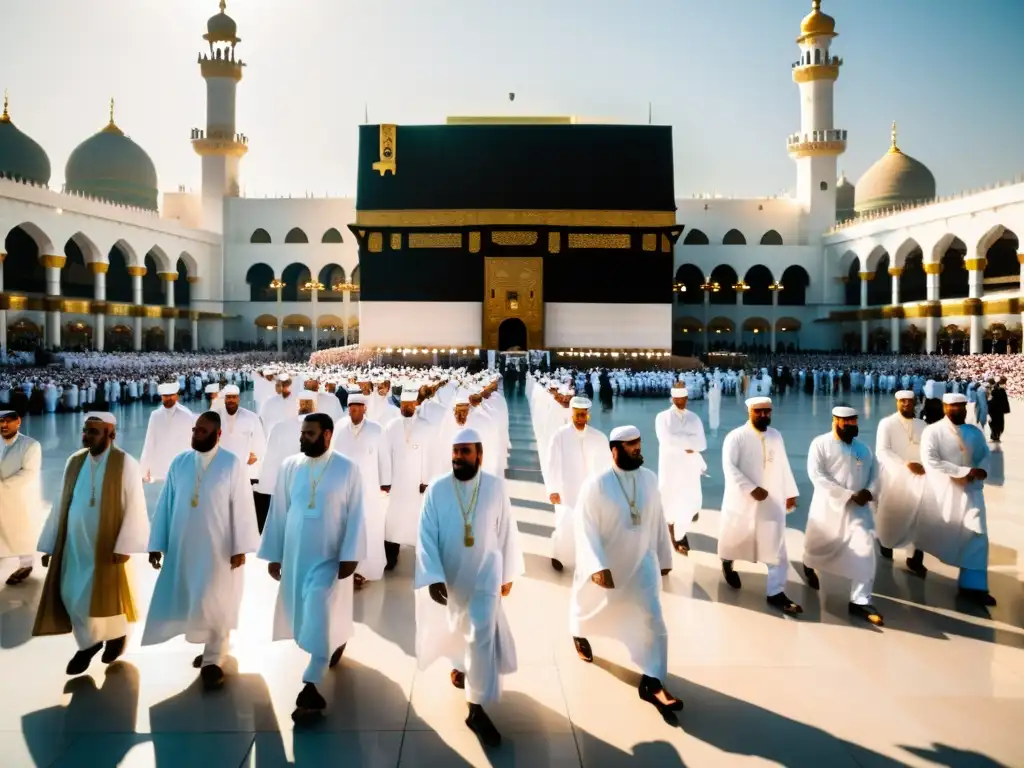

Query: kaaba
[349,120,682,351]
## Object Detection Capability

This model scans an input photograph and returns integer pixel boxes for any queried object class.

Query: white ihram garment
[219,407,267,482]
[383,416,433,546]
[256,417,303,496]
[139,404,197,483]
[333,417,391,581]
[874,414,933,549]
[546,424,611,569]
[655,407,707,534]
[0,433,44,565]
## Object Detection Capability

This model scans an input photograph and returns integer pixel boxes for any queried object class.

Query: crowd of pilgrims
[0,347,1012,745]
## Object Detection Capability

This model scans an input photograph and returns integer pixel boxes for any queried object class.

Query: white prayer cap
[671,387,689,398]
[610,425,641,442]
[452,427,482,445]
[745,397,772,409]
[347,393,367,406]
[204,383,220,394]
[222,384,240,395]
[298,393,316,403]
[943,393,968,404]
[277,373,292,382]
[894,390,915,400]
[157,383,179,396]
[454,391,471,405]
[0,409,17,419]
[400,389,419,403]
[84,411,116,425]
[570,396,592,410]
[832,406,857,418]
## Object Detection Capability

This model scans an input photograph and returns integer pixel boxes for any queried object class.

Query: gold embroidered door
[483,257,543,350]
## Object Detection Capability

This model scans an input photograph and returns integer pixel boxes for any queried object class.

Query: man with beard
[260,373,299,435]
[382,389,432,571]
[258,413,367,723]
[140,383,197,484]
[218,384,269,530]
[143,411,260,689]
[33,413,150,674]
[570,425,683,719]
[802,407,883,626]
[717,397,802,616]
[655,386,707,556]
[920,393,994,606]
[415,427,523,747]
[0,409,42,585]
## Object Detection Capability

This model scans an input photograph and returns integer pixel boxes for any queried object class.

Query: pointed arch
[682,229,709,245]
[867,252,890,306]
[10,221,54,255]
[285,227,309,244]
[142,250,165,305]
[321,228,344,244]
[743,265,775,306]
[779,265,810,306]
[673,263,704,305]
[351,264,360,287]
[983,227,1020,291]
[319,263,347,302]
[708,264,738,305]
[4,225,46,293]
[936,235,968,300]
[281,262,312,301]
[722,229,746,245]
[245,262,275,302]
[759,230,783,246]
[250,228,272,244]
[174,256,192,306]
[106,242,134,303]
[61,236,94,299]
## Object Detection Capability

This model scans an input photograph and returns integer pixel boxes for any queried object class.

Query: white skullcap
[222,384,240,395]
[452,427,482,445]
[943,393,968,404]
[745,397,772,409]
[0,409,17,419]
[298,393,316,403]
[277,373,292,382]
[832,406,857,418]
[84,411,116,425]
[400,389,419,403]
[570,396,592,410]
[671,387,689,398]
[454,391,471,405]
[204,383,220,394]
[157,383,179,396]
[347,393,367,405]
[894,390,915,400]
[610,425,641,442]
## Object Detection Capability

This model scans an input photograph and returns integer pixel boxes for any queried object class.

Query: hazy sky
[3,0,1022,200]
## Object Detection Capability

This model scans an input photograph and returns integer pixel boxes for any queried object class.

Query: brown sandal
[353,573,366,590]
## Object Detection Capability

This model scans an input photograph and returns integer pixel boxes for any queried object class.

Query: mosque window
[814,49,821,65]
[820,181,828,191]
[285,227,309,244]
[722,229,746,245]
[683,229,709,245]
[760,230,783,246]
[250,228,271,244]
[321,228,344,243]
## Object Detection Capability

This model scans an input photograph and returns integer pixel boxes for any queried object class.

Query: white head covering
[609,425,641,442]
[157,383,179,396]
[277,373,292,383]
[400,389,419,403]
[943,393,968,404]
[671,387,689,399]
[569,396,592,410]
[894,390,915,400]
[745,396,772,409]
[0,409,17,419]
[222,384,240,395]
[832,406,857,418]
[85,412,116,425]
[454,391,471,406]
[453,427,482,445]
[347,393,367,406]
[298,393,316,403]
[204,383,220,394]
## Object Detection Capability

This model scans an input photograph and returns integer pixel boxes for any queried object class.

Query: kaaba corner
[348,119,683,352]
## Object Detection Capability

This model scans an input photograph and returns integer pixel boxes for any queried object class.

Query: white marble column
[859,271,871,353]
[161,272,176,351]
[44,256,63,349]
[924,263,940,354]
[191,315,199,352]
[0,253,6,354]
[966,259,984,355]
[91,263,107,352]
[889,267,901,353]
[130,267,144,352]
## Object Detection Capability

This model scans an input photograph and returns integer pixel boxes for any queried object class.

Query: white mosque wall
[544,303,671,349]
[675,197,805,246]
[358,302,482,348]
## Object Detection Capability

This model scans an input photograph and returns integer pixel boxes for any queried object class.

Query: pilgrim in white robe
[415,471,523,705]
[571,466,673,681]
[717,425,798,596]
[370,395,400,427]
[919,419,991,590]
[258,451,366,684]
[707,383,722,432]
[256,416,304,497]
[546,424,612,569]
[383,415,433,546]
[467,407,503,476]
[655,406,708,535]
[139,403,196,483]
[219,406,267,482]
[874,413,933,550]
[0,431,43,567]
[37,448,150,648]
[260,392,300,436]
[333,417,391,581]
[143,447,260,664]
[803,435,879,603]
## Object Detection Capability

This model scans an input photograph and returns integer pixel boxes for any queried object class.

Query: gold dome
[798,0,837,43]
[854,123,936,216]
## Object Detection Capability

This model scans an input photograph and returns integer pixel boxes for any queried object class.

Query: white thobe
[874,414,933,550]
[467,407,502,477]
[143,447,261,664]
[571,466,673,681]
[370,396,400,427]
[219,407,267,482]
[256,417,304,496]
[258,451,367,684]
[37,449,150,649]
[383,416,433,546]
[260,393,299,436]
[546,424,612,569]
[804,435,879,604]
[707,385,722,431]
[0,433,43,565]
[920,419,991,587]
[315,392,344,422]
[139,404,197,483]
[655,407,707,534]
[333,418,392,581]
[717,425,798,596]
[415,471,523,705]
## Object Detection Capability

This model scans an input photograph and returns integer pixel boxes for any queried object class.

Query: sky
[3,0,1023,201]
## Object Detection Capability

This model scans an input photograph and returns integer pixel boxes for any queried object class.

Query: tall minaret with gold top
[787,0,846,239]
[192,0,248,232]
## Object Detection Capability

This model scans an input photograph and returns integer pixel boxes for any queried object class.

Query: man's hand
[851,489,874,506]
[419,483,428,494]
[268,562,282,581]
[906,462,926,476]
[144,471,152,484]
[549,493,561,505]
[661,568,672,576]
[247,452,258,466]
[500,582,512,597]
[968,468,988,482]
[41,554,50,568]
[149,552,162,570]
[953,475,970,486]
[750,487,769,502]
[112,553,129,565]
[230,553,246,569]
[429,582,448,606]
[380,485,391,494]
[338,561,357,580]
[685,449,695,454]
[786,497,798,511]
[591,569,615,589]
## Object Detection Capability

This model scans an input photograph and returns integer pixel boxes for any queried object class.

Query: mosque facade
[0,0,1020,357]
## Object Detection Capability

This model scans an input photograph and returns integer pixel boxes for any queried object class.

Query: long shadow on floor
[354,554,417,657]
[0,577,43,649]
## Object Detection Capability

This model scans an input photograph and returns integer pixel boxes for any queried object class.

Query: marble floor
[3,389,1023,767]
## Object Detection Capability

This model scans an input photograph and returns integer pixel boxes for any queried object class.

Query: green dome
[65,119,158,211]
[835,172,855,222]
[0,104,51,186]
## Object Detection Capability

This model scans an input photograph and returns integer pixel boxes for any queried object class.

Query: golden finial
[219,0,226,12]
[812,0,821,9]
[109,97,115,124]
[102,97,124,135]
[889,120,901,154]
[1,90,8,123]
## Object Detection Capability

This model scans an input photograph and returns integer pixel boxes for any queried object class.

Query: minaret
[192,0,248,232]
[787,0,846,238]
